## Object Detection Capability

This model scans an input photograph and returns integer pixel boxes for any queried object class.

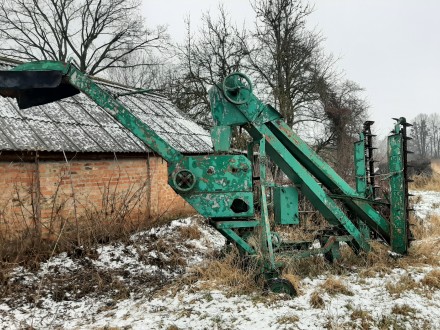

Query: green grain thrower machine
[0,61,413,295]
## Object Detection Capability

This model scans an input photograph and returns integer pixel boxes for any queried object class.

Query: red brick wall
[0,162,36,236]
[0,156,194,237]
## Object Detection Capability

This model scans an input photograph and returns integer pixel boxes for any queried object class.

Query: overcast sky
[142,0,440,137]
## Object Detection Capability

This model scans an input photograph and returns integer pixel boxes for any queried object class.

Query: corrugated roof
[0,58,213,154]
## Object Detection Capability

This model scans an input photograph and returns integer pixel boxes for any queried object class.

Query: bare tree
[412,114,430,158]
[410,113,440,159]
[162,5,248,127]
[0,0,167,75]
[318,80,368,178]
[428,113,440,158]
[107,52,167,89]
[245,0,336,127]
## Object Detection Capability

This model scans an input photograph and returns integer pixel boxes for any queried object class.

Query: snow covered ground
[411,190,440,219]
[1,191,440,329]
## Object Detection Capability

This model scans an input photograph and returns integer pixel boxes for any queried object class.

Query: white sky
[142,0,440,137]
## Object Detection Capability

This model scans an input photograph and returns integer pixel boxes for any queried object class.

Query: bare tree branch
[159,5,248,129]
[0,0,168,76]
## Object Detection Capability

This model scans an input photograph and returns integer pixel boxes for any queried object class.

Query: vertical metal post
[259,138,276,271]
[247,141,255,169]
[364,121,378,199]
[388,119,408,254]
[354,132,367,196]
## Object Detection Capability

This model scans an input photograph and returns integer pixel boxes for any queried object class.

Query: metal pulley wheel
[222,72,253,105]
[173,169,196,192]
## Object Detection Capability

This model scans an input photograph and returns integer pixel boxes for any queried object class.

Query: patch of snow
[8,266,437,330]
[411,190,440,219]
[2,213,440,329]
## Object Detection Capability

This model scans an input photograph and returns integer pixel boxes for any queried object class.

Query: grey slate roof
[0,58,213,154]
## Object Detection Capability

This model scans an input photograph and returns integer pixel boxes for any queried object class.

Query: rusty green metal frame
[209,73,410,257]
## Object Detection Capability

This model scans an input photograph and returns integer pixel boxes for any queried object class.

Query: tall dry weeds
[184,247,259,295]
[406,214,440,266]
[410,173,440,191]
[0,162,185,274]
[421,269,440,289]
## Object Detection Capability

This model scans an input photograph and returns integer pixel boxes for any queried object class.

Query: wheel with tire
[266,277,297,297]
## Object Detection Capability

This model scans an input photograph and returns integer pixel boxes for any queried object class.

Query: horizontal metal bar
[212,220,260,229]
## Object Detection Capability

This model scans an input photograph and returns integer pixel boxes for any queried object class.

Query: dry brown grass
[407,239,440,266]
[309,290,325,308]
[421,269,440,289]
[411,214,440,240]
[185,247,258,295]
[277,315,299,325]
[178,225,202,240]
[281,240,403,280]
[281,255,330,278]
[282,273,301,295]
[385,274,419,297]
[320,276,353,296]
[350,308,373,330]
[391,304,417,316]
[356,242,394,277]
[406,214,440,266]
[410,173,440,191]
[0,211,181,275]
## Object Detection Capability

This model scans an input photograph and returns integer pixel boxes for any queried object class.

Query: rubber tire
[266,278,297,297]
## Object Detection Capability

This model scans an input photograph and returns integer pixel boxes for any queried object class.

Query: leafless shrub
[0,159,191,278]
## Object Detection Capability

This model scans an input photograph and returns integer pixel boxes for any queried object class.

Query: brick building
[0,57,212,238]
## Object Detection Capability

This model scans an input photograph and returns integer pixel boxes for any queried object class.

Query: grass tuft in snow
[410,173,440,191]
[183,246,258,296]
[391,304,418,316]
[309,290,325,308]
[319,276,353,296]
[350,308,373,329]
[385,274,419,297]
[421,269,440,289]
[277,315,299,325]
[178,224,202,240]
